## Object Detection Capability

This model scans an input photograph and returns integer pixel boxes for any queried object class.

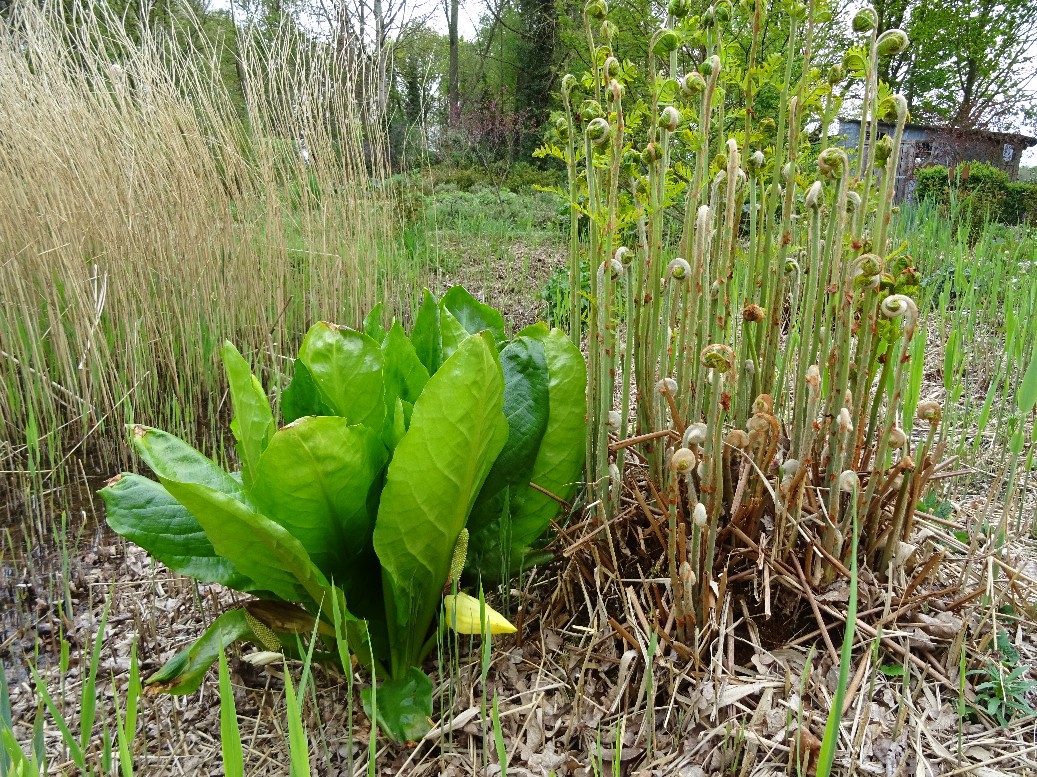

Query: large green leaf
[373,332,508,676]
[250,417,387,587]
[146,609,254,695]
[360,667,434,743]
[441,286,507,345]
[281,360,332,424]
[439,307,471,366]
[222,342,275,490]
[477,338,550,499]
[409,289,472,375]
[509,325,586,553]
[465,336,551,580]
[410,290,442,374]
[160,479,331,606]
[382,322,429,407]
[131,426,246,502]
[363,302,387,343]
[102,473,253,591]
[298,322,384,430]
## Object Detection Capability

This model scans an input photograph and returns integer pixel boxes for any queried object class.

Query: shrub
[504,161,564,192]
[1004,182,1037,224]
[101,287,585,741]
[915,165,952,204]
[915,162,1037,230]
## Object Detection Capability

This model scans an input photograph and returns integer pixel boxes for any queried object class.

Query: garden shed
[836,118,1037,201]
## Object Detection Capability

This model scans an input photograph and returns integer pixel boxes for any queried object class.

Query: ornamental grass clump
[548,0,939,642]
[101,287,585,741]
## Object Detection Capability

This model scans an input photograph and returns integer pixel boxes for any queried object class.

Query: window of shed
[1004,143,1015,162]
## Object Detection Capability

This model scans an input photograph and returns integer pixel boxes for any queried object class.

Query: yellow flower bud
[443,592,517,635]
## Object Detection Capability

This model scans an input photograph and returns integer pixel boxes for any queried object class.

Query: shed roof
[836,117,1037,148]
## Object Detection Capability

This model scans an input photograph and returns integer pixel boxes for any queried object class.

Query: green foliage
[914,165,952,203]
[101,287,585,740]
[1003,182,1037,226]
[429,185,562,234]
[915,162,1037,233]
[875,0,1037,130]
[968,629,1037,727]
[360,667,433,743]
[540,261,592,330]
[917,492,954,520]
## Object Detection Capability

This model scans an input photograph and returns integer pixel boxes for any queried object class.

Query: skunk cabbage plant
[101,286,585,741]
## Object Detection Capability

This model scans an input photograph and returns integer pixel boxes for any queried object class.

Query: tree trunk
[447,0,459,127]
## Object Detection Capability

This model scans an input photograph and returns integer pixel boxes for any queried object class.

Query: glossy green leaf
[250,417,387,586]
[476,337,550,499]
[441,286,507,345]
[281,360,332,424]
[222,342,275,490]
[410,290,442,374]
[387,398,408,450]
[363,302,387,343]
[360,667,433,743]
[102,473,252,591]
[381,322,429,449]
[160,478,331,605]
[298,322,384,430]
[439,306,472,367]
[1017,346,1037,413]
[509,324,587,553]
[409,289,471,380]
[382,322,429,406]
[466,336,551,579]
[130,426,246,502]
[373,333,508,676]
[146,609,253,695]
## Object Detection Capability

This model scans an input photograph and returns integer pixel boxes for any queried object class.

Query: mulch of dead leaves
[3,443,1036,776]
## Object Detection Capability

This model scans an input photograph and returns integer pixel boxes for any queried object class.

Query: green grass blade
[219,647,244,777]
[80,592,112,754]
[1,729,33,776]
[112,672,133,777]
[283,667,311,777]
[816,487,859,777]
[30,706,44,772]
[0,662,11,777]
[1017,345,1037,413]
[28,666,85,769]
[125,645,140,746]
[491,693,507,775]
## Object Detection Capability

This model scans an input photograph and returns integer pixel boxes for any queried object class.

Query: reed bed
[0,0,404,497]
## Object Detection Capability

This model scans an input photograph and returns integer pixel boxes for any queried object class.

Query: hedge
[914,161,1037,228]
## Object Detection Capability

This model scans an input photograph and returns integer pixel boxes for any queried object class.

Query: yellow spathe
[442,592,517,635]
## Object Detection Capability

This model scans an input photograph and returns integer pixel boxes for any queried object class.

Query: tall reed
[0,0,403,493]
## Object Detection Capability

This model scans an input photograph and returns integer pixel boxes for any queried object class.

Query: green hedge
[914,161,1037,228]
